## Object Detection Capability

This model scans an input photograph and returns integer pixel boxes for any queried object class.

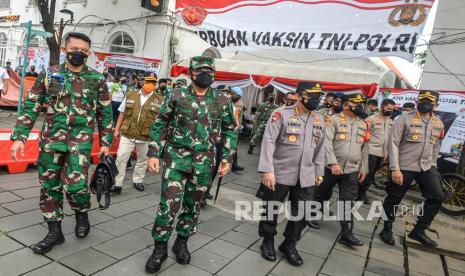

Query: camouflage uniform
[249,101,279,147]
[11,63,113,222]
[148,80,238,242]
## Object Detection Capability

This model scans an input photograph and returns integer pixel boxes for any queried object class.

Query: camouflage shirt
[11,63,113,152]
[148,85,238,174]
[256,102,279,125]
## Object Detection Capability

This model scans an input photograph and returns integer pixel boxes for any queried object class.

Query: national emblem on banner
[389,0,427,27]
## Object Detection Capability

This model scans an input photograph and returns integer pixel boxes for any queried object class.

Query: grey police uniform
[258,104,325,241]
[383,111,445,225]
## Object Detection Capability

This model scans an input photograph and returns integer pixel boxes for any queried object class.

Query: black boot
[146,242,168,273]
[408,222,438,247]
[247,145,254,154]
[31,221,65,254]
[278,240,303,266]
[75,211,90,238]
[205,193,213,200]
[110,186,122,194]
[172,235,191,264]
[260,238,276,262]
[232,165,244,172]
[379,221,395,245]
[307,220,320,229]
[339,222,364,247]
[133,182,145,191]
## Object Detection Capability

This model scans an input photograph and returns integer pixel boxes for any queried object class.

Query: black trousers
[258,182,314,242]
[359,154,383,192]
[111,100,122,125]
[315,168,359,223]
[382,168,444,226]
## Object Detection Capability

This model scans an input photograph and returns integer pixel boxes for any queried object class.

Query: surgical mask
[383,110,393,117]
[350,105,368,119]
[193,72,214,88]
[417,101,434,113]
[142,83,156,94]
[302,97,320,111]
[333,106,343,113]
[66,51,88,66]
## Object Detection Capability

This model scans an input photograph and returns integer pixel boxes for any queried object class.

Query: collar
[188,85,215,99]
[60,61,90,76]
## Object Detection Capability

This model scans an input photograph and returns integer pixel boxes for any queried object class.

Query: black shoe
[260,238,276,262]
[232,165,244,172]
[278,240,303,266]
[408,224,438,247]
[307,220,320,229]
[75,211,90,238]
[205,193,213,200]
[126,158,132,168]
[146,242,168,273]
[110,186,122,194]
[339,223,364,247]
[133,182,145,191]
[31,221,65,254]
[379,221,395,245]
[200,198,207,208]
[247,145,254,154]
[172,235,191,264]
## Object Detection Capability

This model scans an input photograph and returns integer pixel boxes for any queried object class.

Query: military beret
[418,90,440,103]
[296,82,323,94]
[190,56,215,70]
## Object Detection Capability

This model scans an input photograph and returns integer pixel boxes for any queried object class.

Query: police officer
[248,95,279,154]
[316,93,369,247]
[379,90,444,247]
[285,92,299,106]
[357,99,396,204]
[145,56,237,273]
[319,92,336,118]
[367,99,380,115]
[258,82,325,266]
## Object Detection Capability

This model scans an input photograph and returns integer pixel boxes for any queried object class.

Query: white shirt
[112,83,125,102]
[118,90,153,144]
[0,67,10,90]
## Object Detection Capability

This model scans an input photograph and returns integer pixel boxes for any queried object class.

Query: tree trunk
[35,0,60,66]
[458,145,465,177]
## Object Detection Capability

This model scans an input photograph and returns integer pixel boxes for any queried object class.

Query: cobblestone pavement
[0,108,464,275]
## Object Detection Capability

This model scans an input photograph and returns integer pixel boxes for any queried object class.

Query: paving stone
[0,234,24,255]
[369,247,404,267]
[370,232,404,255]
[217,249,276,276]
[334,233,370,257]
[0,247,50,275]
[0,206,13,217]
[159,263,212,276]
[308,220,341,238]
[233,222,260,238]
[7,224,48,246]
[88,209,116,225]
[93,228,152,260]
[0,209,43,232]
[202,238,246,259]
[449,270,465,276]
[408,248,444,276]
[99,202,136,217]
[366,258,405,276]
[191,248,231,274]
[271,251,324,276]
[297,231,335,258]
[0,191,22,204]
[446,257,465,272]
[364,271,383,276]
[198,215,242,238]
[321,249,365,276]
[117,193,159,210]
[95,211,152,236]
[139,205,157,217]
[199,206,236,222]
[165,232,214,259]
[94,248,176,276]
[11,187,40,199]
[220,230,259,248]
[24,262,81,276]
[60,248,117,275]
[45,228,114,260]
[0,177,40,190]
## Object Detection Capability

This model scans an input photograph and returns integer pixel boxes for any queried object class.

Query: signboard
[0,15,20,22]
[441,114,465,160]
[93,51,161,73]
[175,0,435,61]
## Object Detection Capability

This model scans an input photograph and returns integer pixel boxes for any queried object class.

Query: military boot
[75,211,90,238]
[260,238,276,261]
[408,222,438,247]
[31,221,65,254]
[172,235,191,264]
[146,242,168,273]
[278,240,303,266]
[247,145,254,154]
[379,221,395,245]
[339,222,364,247]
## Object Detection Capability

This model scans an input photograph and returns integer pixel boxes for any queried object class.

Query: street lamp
[57,9,74,46]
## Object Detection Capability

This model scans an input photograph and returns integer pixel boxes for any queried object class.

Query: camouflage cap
[418,90,439,103]
[190,56,215,70]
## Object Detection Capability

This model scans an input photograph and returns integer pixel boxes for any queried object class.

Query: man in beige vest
[112,74,164,193]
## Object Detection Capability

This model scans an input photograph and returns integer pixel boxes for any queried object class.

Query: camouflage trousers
[249,122,267,147]
[38,148,91,222]
[152,167,210,242]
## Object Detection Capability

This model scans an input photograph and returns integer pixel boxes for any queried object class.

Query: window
[0,0,10,9]
[0,33,6,66]
[0,33,7,46]
[109,32,135,54]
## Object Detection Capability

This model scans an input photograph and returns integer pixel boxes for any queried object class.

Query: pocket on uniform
[335,132,348,141]
[430,130,441,144]
[406,129,423,143]
[282,126,303,146]
[312,127,322,147]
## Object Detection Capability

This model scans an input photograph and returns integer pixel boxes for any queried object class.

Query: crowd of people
[8,32,447,274]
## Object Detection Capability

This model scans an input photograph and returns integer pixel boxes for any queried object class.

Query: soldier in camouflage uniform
[10,33,113,255]
[145,56,238,273]
[248,96,279,154]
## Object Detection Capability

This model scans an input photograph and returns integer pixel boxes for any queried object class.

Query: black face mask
[333,106,343,113]
[417,101,434,113]
[325,103,332,108]
[192,72,214,88]
[302,97,320,111]
[286,100,297,106]
[66,51,88,66]
[159,86,166,91]
[383,110,393,117]
[350,105,368,119]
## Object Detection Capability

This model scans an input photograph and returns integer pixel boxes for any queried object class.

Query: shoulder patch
[272,112,281,123]
[326,117,333,126]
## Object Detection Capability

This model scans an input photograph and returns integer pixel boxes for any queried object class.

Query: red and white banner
[176,0,435,61]
[92,52,161,73]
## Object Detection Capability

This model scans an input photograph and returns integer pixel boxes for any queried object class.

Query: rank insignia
[272,112,281,123]
[288,135,297,142]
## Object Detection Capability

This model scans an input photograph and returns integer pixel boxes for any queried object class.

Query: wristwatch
[316,176,324,184]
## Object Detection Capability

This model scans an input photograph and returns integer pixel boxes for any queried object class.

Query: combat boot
[31,221,65,254]
[278,240,303,266]
[379,221,395,245]
[408,222,438,247]
[260,238,276,261]
[247,145,254,154]
[172,235,191,264]
[146,242,168,273]
[75,211,90,238]
[339,222,364,247]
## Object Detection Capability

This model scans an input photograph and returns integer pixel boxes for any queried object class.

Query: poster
[440,114,465,160]
[92,52,161,75]
[176,0,435,61]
